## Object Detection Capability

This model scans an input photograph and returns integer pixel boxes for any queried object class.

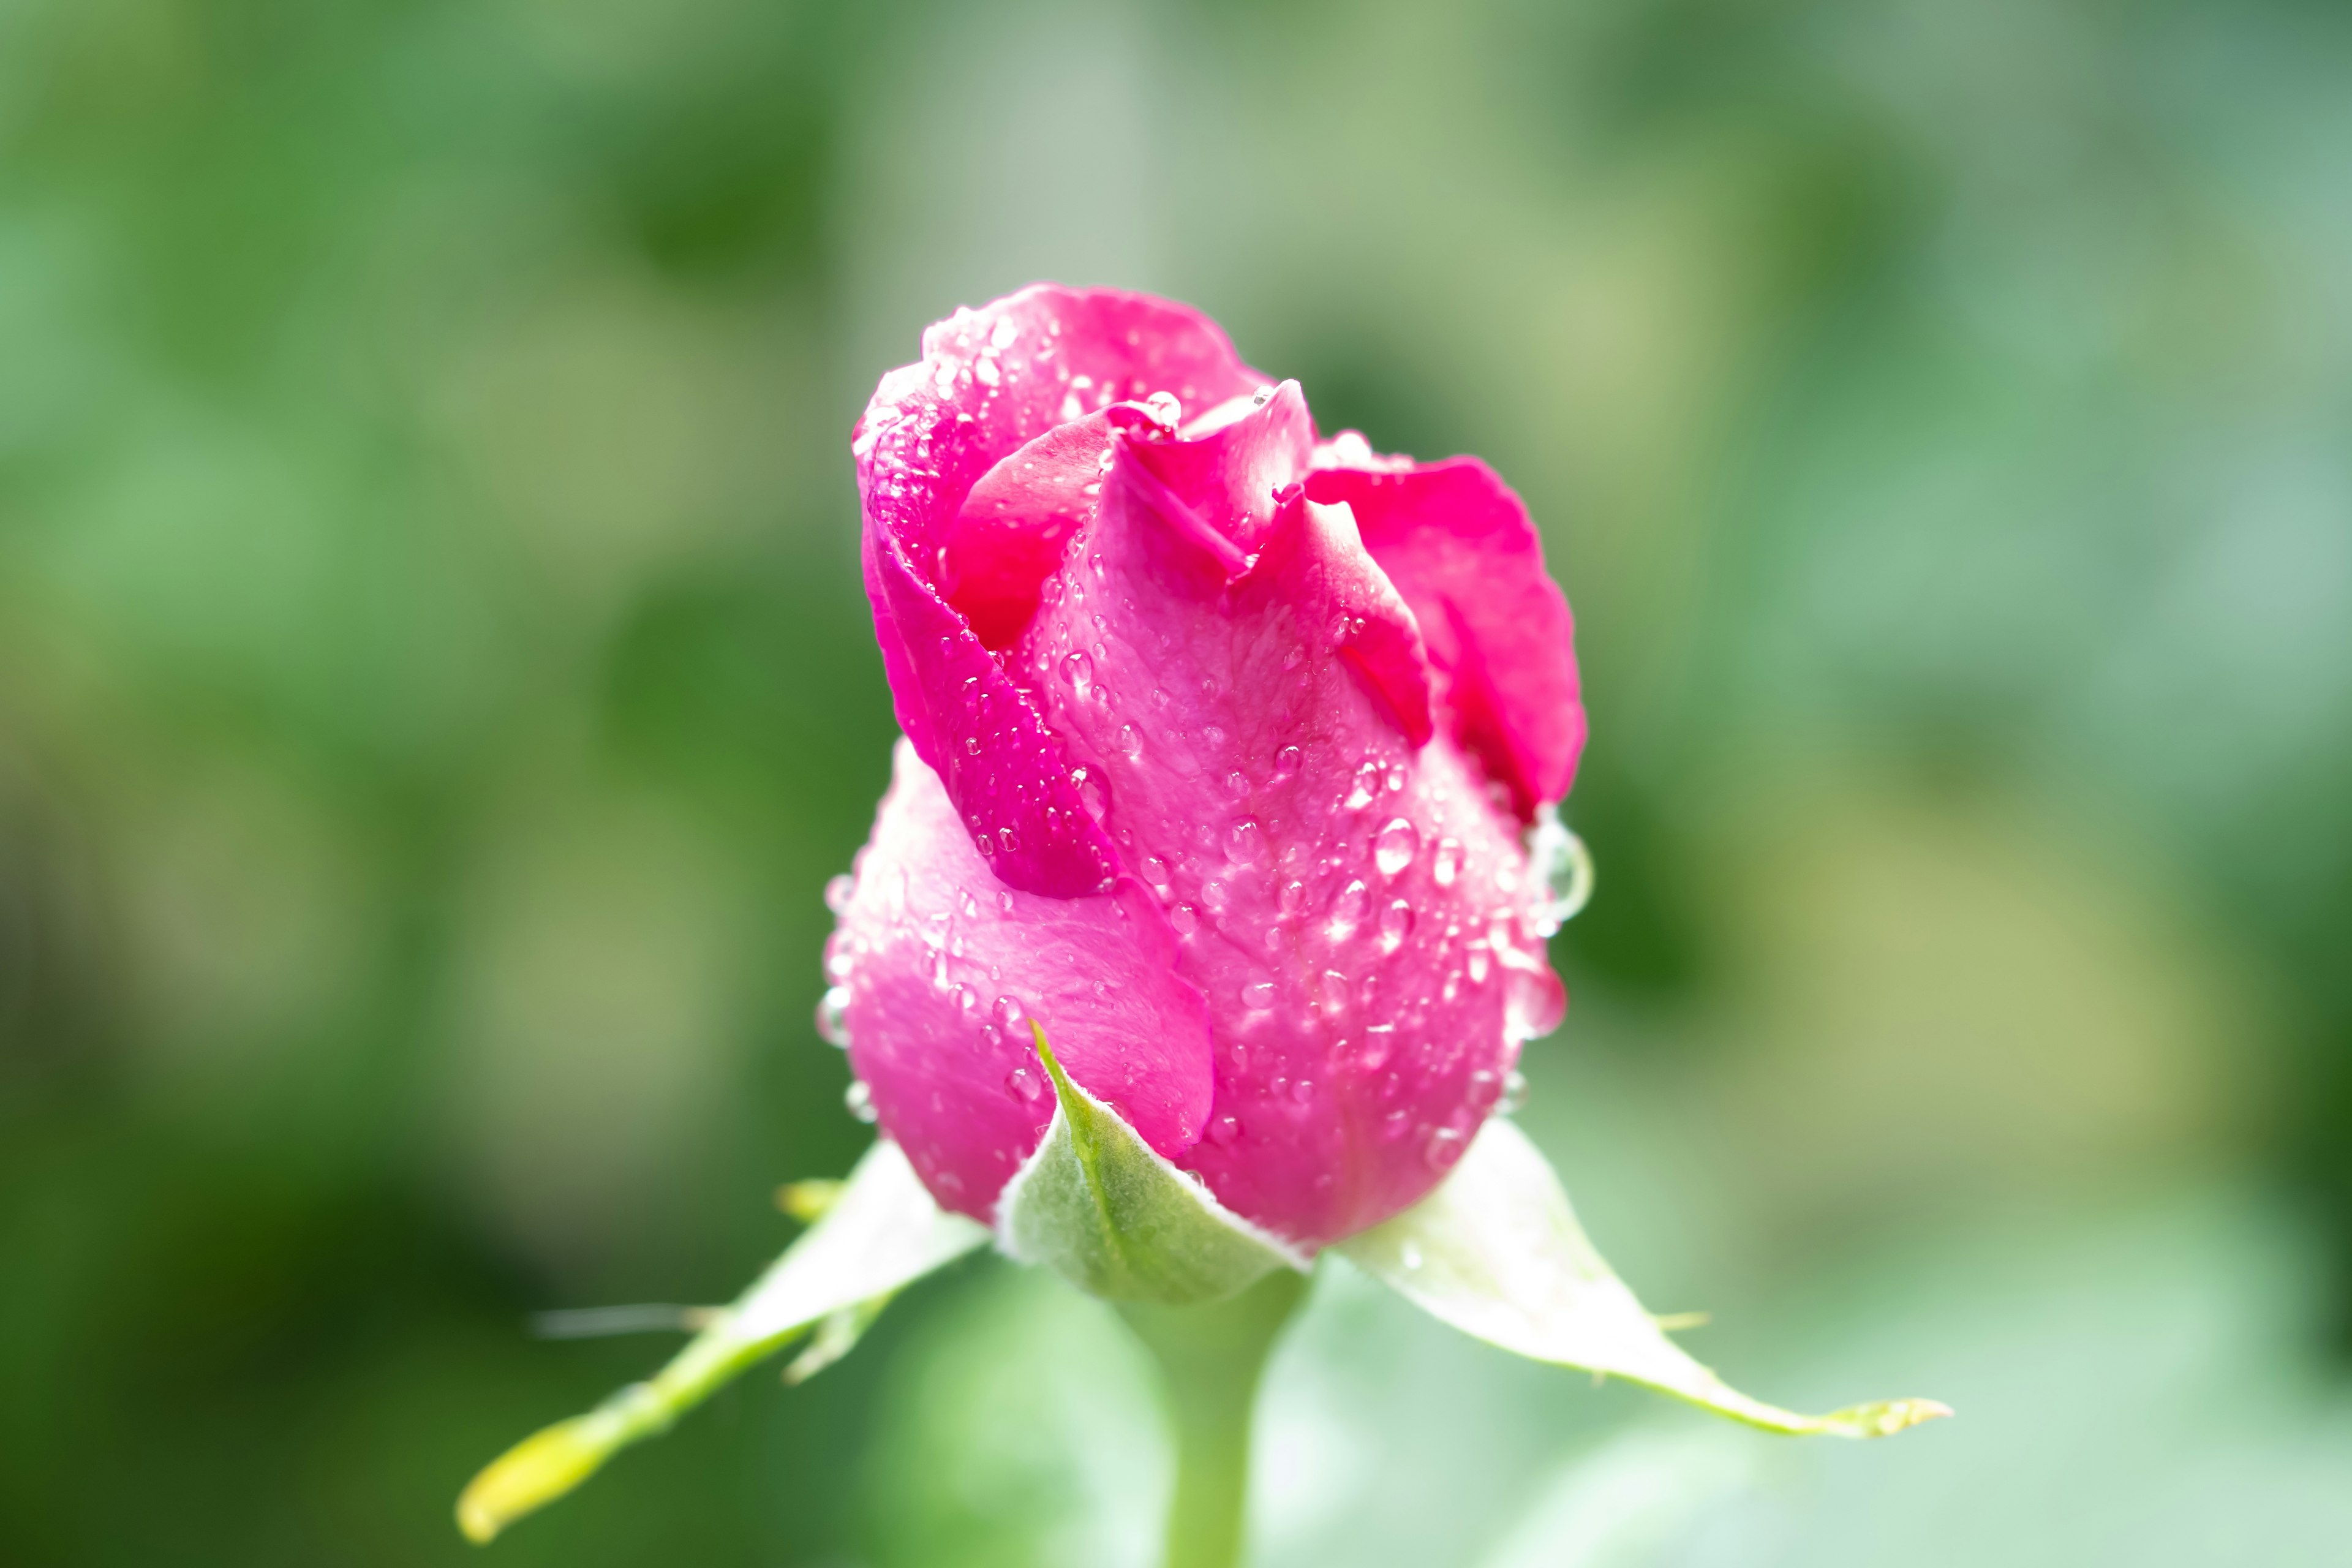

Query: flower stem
[1117,1267,1311,1568]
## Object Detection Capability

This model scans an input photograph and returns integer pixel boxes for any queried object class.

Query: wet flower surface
[831,286,1586,1247]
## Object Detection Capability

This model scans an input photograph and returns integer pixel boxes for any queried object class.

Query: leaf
[998,1020,1305,1304]
[1336,1117,1951,1438]
[456,1139,988,1542]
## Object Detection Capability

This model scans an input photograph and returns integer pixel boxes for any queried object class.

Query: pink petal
[1012,437,1547,1247]
[1128,380,1316,555]
[1305,457,1586,816]
[838,741,1216,1221]
[865,531,1121,899]
[854,286,1268,890]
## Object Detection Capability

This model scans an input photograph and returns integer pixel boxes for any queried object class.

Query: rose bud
[456,287,1946,1545]
[831,284,1586,1250]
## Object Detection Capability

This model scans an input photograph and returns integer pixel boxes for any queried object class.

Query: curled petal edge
[1335,1118,1952,1439]
[454,1142,988,1543]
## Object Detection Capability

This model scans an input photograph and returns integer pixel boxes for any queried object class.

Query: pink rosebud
[833,285,1585,1249]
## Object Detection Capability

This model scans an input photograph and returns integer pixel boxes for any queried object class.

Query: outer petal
[836,741,1215,1221]
[864,533,1118,897]
[1014,442,1558,1247]
[855,287,1267,894]
[1127,380,1316,556]
[1305,458,1586,816]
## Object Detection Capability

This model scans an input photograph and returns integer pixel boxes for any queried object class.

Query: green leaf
[456,1139,988,1542]
[999,1021,1305,1304]
[1336,1117,1951,1439]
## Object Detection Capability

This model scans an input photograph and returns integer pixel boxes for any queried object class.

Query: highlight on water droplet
[1060,650,1094,698]
[815,986,851,1047]
[1378,899,1414,954]
[823,873,855,914]
[1526,803,1595,935]
[1327,878,1371,940]
[1431,837,1463,887]
[1226,816,1265,865]
[1241,978,1276,1010]
[1345,761,1380,810]
[1006,1065,1048,1105]
[1272,744,1303,780]
[844,1080,878,1123]
[1374,818,1420,878]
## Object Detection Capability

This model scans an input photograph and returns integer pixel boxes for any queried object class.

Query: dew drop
[1006,1066,1049,1106]
[815,986,851,1047]
[1327,878,1371,940]
[1526,804,1595,935]
[1072,766,1107,816]
[1272,745,1303,780]
[1201,879,1231,914]
[960,889,981,919]
[1119,725,1144,761]
[823,873,855,914]
[1498,1069,1528,1116]
[1431,837,1463,887]
[844,1080,878,1123]
[1278,879,1308,918]
[1378,899,1414,954]
[1241,979,1276,1010]
[1206,1113,1242,1146]
[992,995,1026,1031]
[1226,817,1265,865]
[1466,941,1492,986]
[1345,761,1380,810]
[1317,969,1349,1014]
[1169,903,1200,936]
[1059,650,1093,697]
[1400,1240,1425,1271]
[1384,763,1407,793]
[1374,818,1420,878]
[1424,1125,1465,1170]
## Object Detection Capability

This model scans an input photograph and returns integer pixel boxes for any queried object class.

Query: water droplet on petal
[1169,903,1200,936]
[1201,879,1231,914]
[1432,837,1463,888]
[992,995,1026,1030]
[1374,818,1420,878]
[1119,724,1144,761]
[1327,879,1370,940]
[1345,761,1380,810]
[1278,879,1308,918]
[1006,1066,1049,1105]
[823,874,855,914]
[1498,1069,1528,1116]
[1526,804,1594,935]
[1060,650,1094,698]
[1378,899,1414,954]
[1242,978,1276,1010]
[845,1080,878,1123]
[815,986,851,1047]
[1424,1125,1465,1170]
[1273,745,1303,780]
[1227,817,1265,864]
[1206,1113,1242,1146]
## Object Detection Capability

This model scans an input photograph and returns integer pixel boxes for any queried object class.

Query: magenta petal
[1305,459,1586,815]
[1014,434,1541,1248]
[1245,493,1435,748]
[854,287,1270,884]
[839,742,1215,1221]
[943,405,1158,650]
[1129,380,1316,554]
[865,532,1120,899]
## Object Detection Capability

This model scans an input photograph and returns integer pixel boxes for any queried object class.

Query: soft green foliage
[1001,1024,1305,1304]
[1339,1120,1945,1439]
[458,1140,984,1540]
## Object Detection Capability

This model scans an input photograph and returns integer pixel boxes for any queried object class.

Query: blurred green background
[4,0,2349,1562]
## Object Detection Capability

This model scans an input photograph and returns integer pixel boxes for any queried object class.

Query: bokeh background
[4,0,2350,1562]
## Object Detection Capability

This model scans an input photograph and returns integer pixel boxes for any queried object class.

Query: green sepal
[456,1139,987,1542]
[998,1022,1305,1305]
[1337,1117,1951,1439]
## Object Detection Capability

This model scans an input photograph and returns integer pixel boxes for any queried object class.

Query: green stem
[1116,1268,1311,1568]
